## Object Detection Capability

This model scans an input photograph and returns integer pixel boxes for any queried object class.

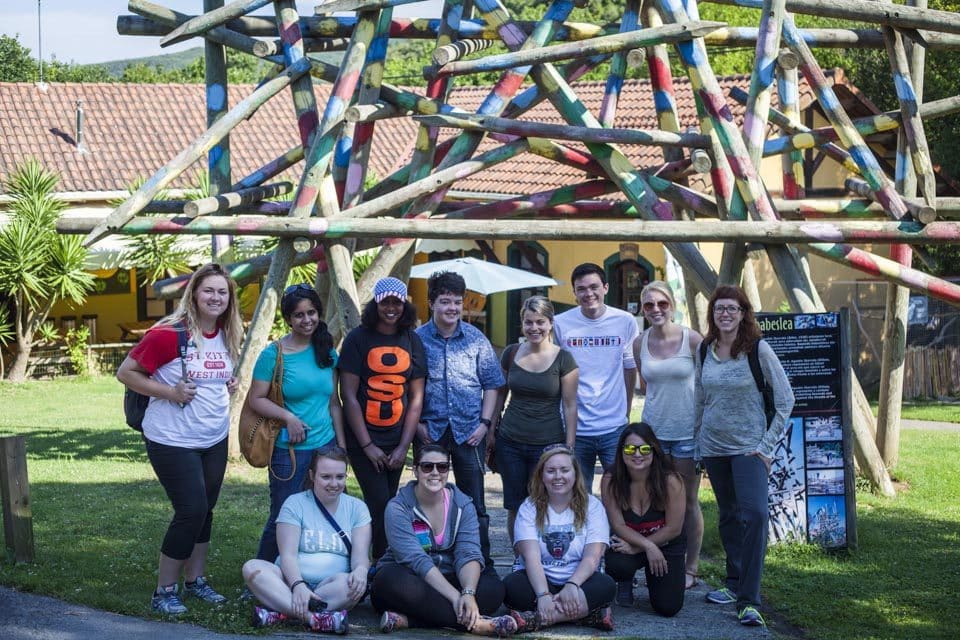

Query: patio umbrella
[409,257,558,295]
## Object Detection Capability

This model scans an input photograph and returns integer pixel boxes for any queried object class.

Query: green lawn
[1,377,959,638]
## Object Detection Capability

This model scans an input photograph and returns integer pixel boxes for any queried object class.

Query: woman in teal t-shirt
[249,284,346,562]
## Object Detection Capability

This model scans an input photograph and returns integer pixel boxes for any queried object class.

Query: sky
[2,1,444,65]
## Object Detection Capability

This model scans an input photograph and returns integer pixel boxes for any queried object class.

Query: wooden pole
[0,436,34,563]
[161,0,272,47]
[129,0,264,56]
[204,0,232,260]
[183,182,293,217]
[432,38,495,66]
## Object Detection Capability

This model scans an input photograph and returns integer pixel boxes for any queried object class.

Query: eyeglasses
[713,305,743,315]
[622,444,652,456]
[417,461,450,474]
[284,283,314,295]
[642,300,670,312]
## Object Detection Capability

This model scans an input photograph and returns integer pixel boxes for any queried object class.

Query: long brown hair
[527,446,589,532]
[156,263,243,360]
[607,423,677,513]
[704,284,762,358]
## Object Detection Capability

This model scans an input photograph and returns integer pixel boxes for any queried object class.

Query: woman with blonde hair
[503,445,616,632]
[491,295,578,543]
[117,263,243,614]
[632,280,704,590]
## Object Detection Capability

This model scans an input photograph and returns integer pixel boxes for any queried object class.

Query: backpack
[698,340,776,429]
[123,322,189,431]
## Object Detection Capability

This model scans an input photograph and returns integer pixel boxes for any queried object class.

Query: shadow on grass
[10,428,149,463]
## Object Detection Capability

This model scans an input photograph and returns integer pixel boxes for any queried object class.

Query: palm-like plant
[0,158,94,380]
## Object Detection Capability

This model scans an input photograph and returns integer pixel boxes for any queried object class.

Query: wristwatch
[479,417,492,427]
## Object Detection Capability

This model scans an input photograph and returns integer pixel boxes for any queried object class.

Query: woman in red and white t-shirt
[117,263,243,615]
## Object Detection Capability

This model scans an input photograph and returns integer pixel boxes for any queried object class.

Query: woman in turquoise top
[249,284,346,562]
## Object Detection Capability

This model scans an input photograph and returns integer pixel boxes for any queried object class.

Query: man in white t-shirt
[553,263,639,492]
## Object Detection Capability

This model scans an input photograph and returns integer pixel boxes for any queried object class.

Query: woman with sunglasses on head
[243,446,371,634]
[247,283,345,564]
[370,444,517,636]
[503,445,616,633]
[696,285,794,627]
[602,422,686,616]
[117,263,242,615]
[492,295,578,544]
[339,277,426,561]
[632,281,704,590]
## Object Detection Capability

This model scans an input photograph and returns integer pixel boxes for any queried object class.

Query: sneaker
[184,576,227,604]
[507,609,541,633]
[582,605,614,632]
[706,587,738,605]
[311,609,348,634]
[252,605,287,628]
[151,583,188,615]
[239,586,255,602]
[379,610,409,633]
[615,580,634,607]
[738,606,765,627]
[489,614,518,637]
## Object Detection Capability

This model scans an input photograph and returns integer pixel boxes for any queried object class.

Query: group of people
[117,260,795,635]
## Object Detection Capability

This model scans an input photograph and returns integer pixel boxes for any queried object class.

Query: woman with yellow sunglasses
[601,422,686,617]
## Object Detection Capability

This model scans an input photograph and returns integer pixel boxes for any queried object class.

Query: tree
[0,34,36,82]
[0,159,94,381]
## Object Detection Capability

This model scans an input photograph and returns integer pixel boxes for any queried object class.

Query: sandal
[684,571,701,590]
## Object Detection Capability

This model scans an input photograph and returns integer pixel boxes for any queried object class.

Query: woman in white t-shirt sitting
[242,446,372,634]
[503,445,616,632]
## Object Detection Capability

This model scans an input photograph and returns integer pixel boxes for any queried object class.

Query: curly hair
[606,423,678,513]
[359,298,418,332]
[527,446,589,532]
[704,284,762,358]
[157,263,243,361]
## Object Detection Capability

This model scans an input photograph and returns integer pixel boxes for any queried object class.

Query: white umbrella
[409,257,558,295]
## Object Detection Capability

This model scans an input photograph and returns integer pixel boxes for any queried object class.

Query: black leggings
[370,563,505,630]
[145,437,228,560]
[604,547,686,617]
[502,570,616,612]
[347,446,404,560]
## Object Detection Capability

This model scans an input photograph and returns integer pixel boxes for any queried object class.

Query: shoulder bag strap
[268,340,298,481]
[312,493,352,554]
[747,341,766,395]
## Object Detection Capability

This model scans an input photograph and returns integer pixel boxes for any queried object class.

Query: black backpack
[123,323,189,431]
[698,340,776,429]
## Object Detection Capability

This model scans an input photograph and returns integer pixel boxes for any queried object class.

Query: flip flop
[685,571,701,590]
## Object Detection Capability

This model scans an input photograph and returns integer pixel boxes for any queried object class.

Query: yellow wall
[49,268,137,343]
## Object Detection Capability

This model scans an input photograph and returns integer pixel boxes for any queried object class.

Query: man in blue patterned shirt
[416,271,504,574]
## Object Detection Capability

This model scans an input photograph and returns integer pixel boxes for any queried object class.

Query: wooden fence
[903,346,960,399]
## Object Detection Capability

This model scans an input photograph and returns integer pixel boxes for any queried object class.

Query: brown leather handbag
[238,341,295,480]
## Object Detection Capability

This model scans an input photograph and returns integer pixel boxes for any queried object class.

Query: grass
[1,378,959,638]
[874,400,960,424]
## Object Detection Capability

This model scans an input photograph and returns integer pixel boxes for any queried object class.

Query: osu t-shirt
[129,323,233,448]
[513,494,609,583]
[338,326,426,448]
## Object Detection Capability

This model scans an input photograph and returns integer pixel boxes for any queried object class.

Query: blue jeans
[255,445,323,562]
[703,454,769,610]
[495,434,560,511]
[575,426,625,493]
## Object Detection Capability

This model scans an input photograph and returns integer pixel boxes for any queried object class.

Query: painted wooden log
[845,177,935,224]
[600,0,640,128]
[432,39,495,66]
[161,0,272,47]
[129,0,264,56]
[183,182,293,217]
[232,145,305,190]
[743,0,785,168]
[81,57,311,247]
[434,21,724,77]
[315,0,422,14]
[777,65,805,198]
[203,0,231,260]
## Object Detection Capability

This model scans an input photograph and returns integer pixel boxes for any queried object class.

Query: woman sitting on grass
[370,444,516,636]
[503,445,616,633]
[242,446,371,634]
[602,422,686,617]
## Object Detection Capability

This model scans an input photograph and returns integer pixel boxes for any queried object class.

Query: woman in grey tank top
[631,281,703,590]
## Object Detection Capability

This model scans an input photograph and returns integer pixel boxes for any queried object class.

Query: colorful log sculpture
[109,0,960,495]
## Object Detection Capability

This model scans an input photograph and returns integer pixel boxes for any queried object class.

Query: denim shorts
[659,438,696,459]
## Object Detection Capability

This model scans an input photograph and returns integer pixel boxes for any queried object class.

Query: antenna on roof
[75,99,87,154]
[36,0,46,91]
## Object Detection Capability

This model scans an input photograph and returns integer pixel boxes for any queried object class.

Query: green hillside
[87,47,204,78]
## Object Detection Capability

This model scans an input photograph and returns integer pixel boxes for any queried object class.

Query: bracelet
[564,581,581,590]
[361,441,375,449]
[290,579,308,591]
[535,591,550,599]
[461,588,477,596]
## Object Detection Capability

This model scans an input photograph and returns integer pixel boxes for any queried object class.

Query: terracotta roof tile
[0,71,842,198]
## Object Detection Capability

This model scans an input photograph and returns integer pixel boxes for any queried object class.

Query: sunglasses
[622,444,652,456]
[542,443,574,456]
[285,283,314,295]
[642,300,671,312]
[417,461,450,474]
[713,304,743,315]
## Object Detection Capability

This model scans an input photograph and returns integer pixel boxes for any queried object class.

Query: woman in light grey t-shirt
[695,285,794,628]
[632,280,703,590]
